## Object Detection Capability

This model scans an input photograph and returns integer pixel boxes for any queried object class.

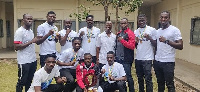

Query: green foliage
[69,5,90,21]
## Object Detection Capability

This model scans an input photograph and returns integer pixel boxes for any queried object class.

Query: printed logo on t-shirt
[86,34,95,39]
[41,78,53,90]
[47,35,56,41]
[67,37,74,42]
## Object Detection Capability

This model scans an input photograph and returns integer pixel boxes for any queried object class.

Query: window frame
[190,17,200,45]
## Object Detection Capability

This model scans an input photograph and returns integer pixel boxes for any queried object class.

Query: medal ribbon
[73,49,78,62]
[87,27,93,42]
[108,63,114,77]
[138,26,147,40]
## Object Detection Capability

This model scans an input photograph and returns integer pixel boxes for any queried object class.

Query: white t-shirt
[134,25,157,60]
[102,62,126,83]
[96,31,116,64]
[14,26,36,64]
[58,29,78,53]
[27,66,60,92]
[78,26,100,56]
[37,22,58,55]
[155,25,182,62]
[58,48,84,69]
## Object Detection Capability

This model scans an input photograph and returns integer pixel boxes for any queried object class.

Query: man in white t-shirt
[59,19,78,53]
[134,14,157,92]
[154,11,183,92]
[14,14,37,92]
[78,15,100,63]
[57,37,84,92]
[99,51,127,92]
[96,21,116,70]
[27,54,67,92]
[36,11,59,67]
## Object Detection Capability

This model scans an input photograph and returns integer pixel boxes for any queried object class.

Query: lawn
[0,59,194,92]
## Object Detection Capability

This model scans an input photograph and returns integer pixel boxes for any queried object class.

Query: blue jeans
[135,60,153,92]
[121,62,135,92]
[153,60,175,92]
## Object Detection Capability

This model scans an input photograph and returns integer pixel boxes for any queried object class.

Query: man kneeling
[76,53,99,92]
[27,54,67,92]
[99,51,127,92]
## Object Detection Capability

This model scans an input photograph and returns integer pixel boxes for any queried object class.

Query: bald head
[105,21,112,32]
[64,18,72,29]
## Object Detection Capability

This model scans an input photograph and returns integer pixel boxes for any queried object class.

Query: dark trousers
[76,85,84,92]
[43,84,64,92]
[153,60,175,92]
[100,81,127,92]
[39,53,56,67]
[60,68,76,92]
[122,62,135,92]
[16,61,37,92]
[135,59,153,92]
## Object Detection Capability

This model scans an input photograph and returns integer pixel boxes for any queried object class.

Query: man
[14,14,37,92]
[96,21,116,69]
[100,51,127,92]
[27,54,67,92]
[36,11,59,67]
[79,15,100,63]
[115,18,135,92]
[76,53,99,92]
[134,14,157,92]
[154,11,183,92]
[59,18,77,53]
[57,37,84,92]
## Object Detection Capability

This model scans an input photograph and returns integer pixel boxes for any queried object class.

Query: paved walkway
[0,49,200,91]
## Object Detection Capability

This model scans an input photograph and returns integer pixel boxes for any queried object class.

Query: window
[6,20,11,37]
[0,19,3,37]
[190,18,200,45]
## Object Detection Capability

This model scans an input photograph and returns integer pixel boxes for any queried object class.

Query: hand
[69,61,76,66]
[61,77,67,83]
[117,37,123,41]
[83,88,87,92]
[109,76,115,81]
[144,33,151,40]
[101,69,105,74]
[159,36,166,43]
[55,34,61,40]
[48,30,54,36]
[80,31,85,37]
[135,37,139,43]
[66,28,71,35]
[31,37,38,43]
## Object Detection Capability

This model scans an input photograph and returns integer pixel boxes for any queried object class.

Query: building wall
[13,0,138,53]
[151,0,200,65]
[0,1,13,50]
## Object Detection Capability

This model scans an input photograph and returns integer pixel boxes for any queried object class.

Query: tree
[86,0,143,32]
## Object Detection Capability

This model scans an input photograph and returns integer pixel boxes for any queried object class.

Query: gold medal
[88,39,91,43]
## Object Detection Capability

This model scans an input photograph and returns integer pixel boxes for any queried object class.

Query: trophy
[83,73,98,92]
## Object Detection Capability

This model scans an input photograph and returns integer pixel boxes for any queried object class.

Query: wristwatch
[164,40,169,44]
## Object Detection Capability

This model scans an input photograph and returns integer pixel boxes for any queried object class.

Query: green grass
[0,59,169,92]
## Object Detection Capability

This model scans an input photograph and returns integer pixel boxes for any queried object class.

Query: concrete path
[0,49,200,91]
[175,58,200,91]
